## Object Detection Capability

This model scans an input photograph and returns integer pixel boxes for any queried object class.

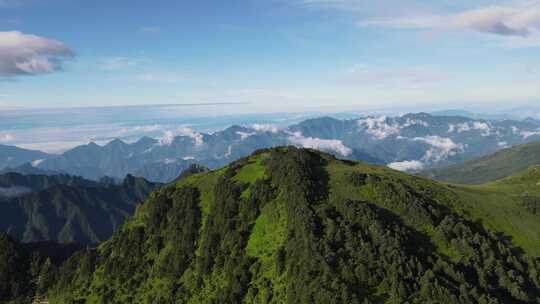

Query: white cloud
[159,130,176,146]
[511,126,520,134]
[358,2,540,41]
[358,115,432,139]
[250,123,280,134]
[16,140,89,154]
[0,133,14,143]
[414,136,465,163]
[453,6,531,36]
[31,158,44,167]
[403,117,429,128]
[388,160,424,172]
[288,131,352,156]
[0,31,73,77]
[498,141,509,148]
[520,129,540,139]
[236,131,255,140]
[472,121,493,136]
[357,116,401,139]
[224,144,233,157]
[448,123,468,133]
[159,127,204,147]
[447,121,492,136]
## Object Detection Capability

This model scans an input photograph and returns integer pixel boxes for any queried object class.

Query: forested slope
[2,147,540,303]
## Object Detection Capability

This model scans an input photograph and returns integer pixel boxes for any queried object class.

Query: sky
[1,0,540,111]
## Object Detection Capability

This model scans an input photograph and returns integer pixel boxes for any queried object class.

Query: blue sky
[0,0,540,111]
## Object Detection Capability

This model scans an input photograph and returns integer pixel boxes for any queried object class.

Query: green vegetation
[0,174,159,244]
[424,140,540,184]
[0,233,82,304]
[3,147,540,303]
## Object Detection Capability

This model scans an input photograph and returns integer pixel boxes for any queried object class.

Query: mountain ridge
[0,173,160,244]
[424,140,540,184]
[2,147,539,303]
[4,113,540,182]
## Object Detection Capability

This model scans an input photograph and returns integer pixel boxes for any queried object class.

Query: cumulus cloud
[236,131,255,140]
[402,117,429,128]
[358,116,433,140]
[388,160,424,172]
[288,131,352,156]
[159,127,204,147]
[520,129,540,139]
[159,130,176,146]
[31,158,44,167]
[414,136,465,163]
[0,31,73,77]
[250,124,280,134]
[359,3,540,39]
[387,135,465,169]
[453,6,532,37]
[357,116,401,139]
[498,141,509,148]
[472,122,493,136]
[448,121,493,136]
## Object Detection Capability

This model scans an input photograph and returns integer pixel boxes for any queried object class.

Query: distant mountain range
[0,172,159,244]
[2,112,540,182]
[424,140,540,184]
[0,144,50,169]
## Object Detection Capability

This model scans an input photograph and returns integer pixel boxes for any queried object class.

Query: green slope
[0,174,159,244]
[3,147,540,303]
[424,140,540,184]
[450,165,540,256]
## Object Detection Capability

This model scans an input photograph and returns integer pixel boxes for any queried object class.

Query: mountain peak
[4,147,540,303]
[105,138,127,147]
[136,136,158,146]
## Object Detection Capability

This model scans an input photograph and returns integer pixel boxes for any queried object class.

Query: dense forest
[0,173,159,244]
[2,147,540,303]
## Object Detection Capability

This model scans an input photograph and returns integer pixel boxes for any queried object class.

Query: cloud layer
[159,127,204,147]
[388,160,424,172]
[359,2,540,39]
[288,131,353,156]
[0,31,73,77]
[414,136,465,163]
